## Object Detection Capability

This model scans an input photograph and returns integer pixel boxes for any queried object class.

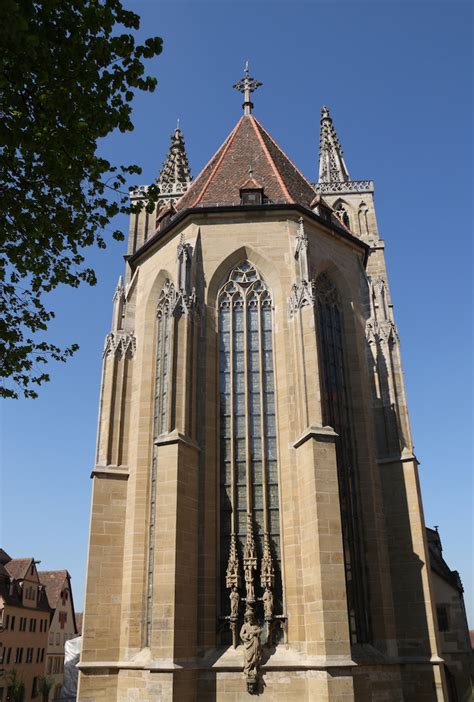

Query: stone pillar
[293,426,353,668]
[78,469,128,701]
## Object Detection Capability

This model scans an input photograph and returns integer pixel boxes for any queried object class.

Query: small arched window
[334,201,350,228]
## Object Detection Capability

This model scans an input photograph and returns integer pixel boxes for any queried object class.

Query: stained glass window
[315,273,369,644]
[218,261,282,642]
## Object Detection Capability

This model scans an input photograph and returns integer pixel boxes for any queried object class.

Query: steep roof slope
[38,570,68,609]
[176,114,316,211]
[4,557,32,580]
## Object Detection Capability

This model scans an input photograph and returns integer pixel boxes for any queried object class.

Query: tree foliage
[0,0,161,398]
[6,669,25,701]
[37,675,54,702]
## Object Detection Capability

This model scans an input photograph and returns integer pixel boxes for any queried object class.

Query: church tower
[78,69,448,701]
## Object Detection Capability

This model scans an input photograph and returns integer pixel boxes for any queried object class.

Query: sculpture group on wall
[225,515,275,694]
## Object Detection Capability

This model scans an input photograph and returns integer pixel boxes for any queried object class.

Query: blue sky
[1,1,472,624]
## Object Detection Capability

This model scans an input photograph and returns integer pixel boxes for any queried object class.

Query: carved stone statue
[240,608,262,692]
[244,566,255,604]
[230,586,240,620]
[262,586,274,621]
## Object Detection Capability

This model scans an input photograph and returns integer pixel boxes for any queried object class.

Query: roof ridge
[190,116,244,207]
[254,117,316,194]
[249,116,293,203]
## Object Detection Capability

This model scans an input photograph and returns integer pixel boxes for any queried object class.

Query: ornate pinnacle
[318,105,350,184]
[158,124,192,186]
[226,533,241,589]
[260,533,275,590]
[243,514,257,603]
[233,61,262,116]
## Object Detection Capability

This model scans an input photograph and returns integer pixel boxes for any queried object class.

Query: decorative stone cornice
[103,332,136,359]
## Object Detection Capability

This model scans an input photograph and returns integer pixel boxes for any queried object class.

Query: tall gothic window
[218,261,281,644]
[146,280,175,644]
[154,280,174,436]
[315,273,369,644]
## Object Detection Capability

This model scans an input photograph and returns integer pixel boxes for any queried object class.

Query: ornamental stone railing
[314,179,374,194]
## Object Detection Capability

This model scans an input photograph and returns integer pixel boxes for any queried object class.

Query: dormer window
[241,189,263,206]
[239,168,264,206]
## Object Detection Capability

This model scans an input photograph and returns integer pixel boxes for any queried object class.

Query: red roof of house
[176,114,316,211]
[38,570,68,609]
[4,558,32,581]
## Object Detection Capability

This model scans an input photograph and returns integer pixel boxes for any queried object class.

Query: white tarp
[58,636,81,701]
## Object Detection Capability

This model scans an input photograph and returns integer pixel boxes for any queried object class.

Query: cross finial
[233,61,262,116]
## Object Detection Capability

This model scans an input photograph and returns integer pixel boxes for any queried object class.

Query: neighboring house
[38,571,78,701]
[0,550,50,702]
[427,528,473,701]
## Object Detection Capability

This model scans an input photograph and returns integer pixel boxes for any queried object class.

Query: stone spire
[158,124,192,187]
[318,106,350,183]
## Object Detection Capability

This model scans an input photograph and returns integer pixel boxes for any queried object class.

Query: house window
[36,648,41,663]
[4,615,9,629]
[40,648,45,663]
[55,633,60,645]
[32,678,39,698]
[437,604,449,632]
[59,612,67,629]
[5,648,11,664]
[218,261,281,643]
[29,618,36,632]
[315,272,369,644]
[15,647,23,664]
[47,657,53,675]
[49,632,54,645]
[19,617,26,632]
[26,647,33,663]
[10,616,15,630]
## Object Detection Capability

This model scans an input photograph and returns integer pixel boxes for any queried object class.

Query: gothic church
[78,68,450,700]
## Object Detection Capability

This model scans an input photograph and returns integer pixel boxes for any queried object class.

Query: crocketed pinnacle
[158,126,192,186]
[318,106,350,183]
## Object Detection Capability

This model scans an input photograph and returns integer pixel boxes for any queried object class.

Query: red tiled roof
[176,114,316,211]
[38,570,68,609]
[4,558,32,581]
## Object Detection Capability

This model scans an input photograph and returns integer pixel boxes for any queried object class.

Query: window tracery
[334,201,350,228]
[218,261,281,647]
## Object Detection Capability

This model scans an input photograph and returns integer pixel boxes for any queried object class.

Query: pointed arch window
[315,273,369,644]
[218,261,282,643]
[334,201,350,228]
[154,280,175,437]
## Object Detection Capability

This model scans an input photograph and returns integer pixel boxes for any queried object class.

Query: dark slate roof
[176,114,316,211]
[0,549,12,565]
[38,570,68,609]
[426,527,463,592]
